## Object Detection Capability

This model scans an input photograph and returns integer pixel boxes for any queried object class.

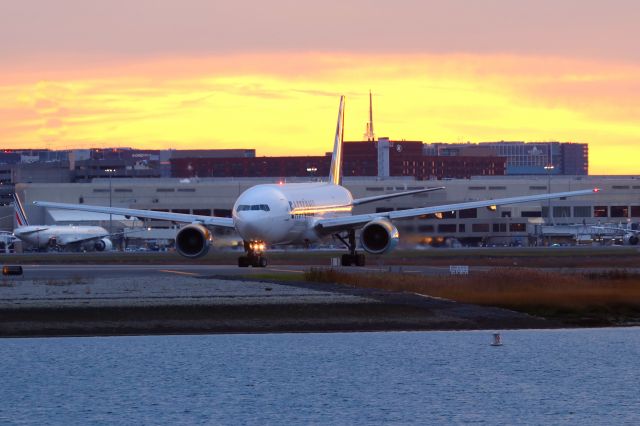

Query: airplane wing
[56,233,109,246]
[32,201,236,228]
[315,188,600,233]
[55,227,161,246]
[352,186,445,206]
[591,226,638,234]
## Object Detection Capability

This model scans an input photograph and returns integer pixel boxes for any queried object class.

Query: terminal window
[631,206,640,217]
[441,210,456,219]
[437,224,457,233]
[214,209,232,217]
[610,206,629,217]
[573,206,591,217]
[509,223,526,232]
[459,208,477,219]
[521,210,542,218]
[472,223,490,232]
[594,206,608,217]
[493,223,507,232]
[553,206,571,218]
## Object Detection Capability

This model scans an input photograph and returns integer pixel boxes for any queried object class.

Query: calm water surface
[1,328,639,425]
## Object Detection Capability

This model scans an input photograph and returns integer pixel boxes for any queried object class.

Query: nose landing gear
[238,240,268,267]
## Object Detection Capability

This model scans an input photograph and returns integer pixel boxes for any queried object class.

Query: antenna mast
[364,90,375,141]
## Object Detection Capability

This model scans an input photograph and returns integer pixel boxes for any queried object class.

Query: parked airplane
[12,193,114,252]
[593,223,639,245]
[34,96,600,266]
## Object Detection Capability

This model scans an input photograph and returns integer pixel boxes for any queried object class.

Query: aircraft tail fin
[328,95,345,186]
[13,193,29,227]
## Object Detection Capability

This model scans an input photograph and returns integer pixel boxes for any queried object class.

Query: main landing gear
[335,229,366,267]
[238,241,268,267]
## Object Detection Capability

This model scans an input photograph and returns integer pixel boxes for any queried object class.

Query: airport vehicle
[12,194,114,252]
[34,96,600,267]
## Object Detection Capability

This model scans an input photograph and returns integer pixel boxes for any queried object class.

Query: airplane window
[237,205,250,211]
[251,205,261,210]
[260,205,270,211]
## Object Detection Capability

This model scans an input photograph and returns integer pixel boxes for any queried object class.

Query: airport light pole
[544,164,555,231]
[105,168,115,237]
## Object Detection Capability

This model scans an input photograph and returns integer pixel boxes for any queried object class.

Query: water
[1,329,640,425]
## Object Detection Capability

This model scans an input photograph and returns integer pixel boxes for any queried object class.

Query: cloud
[0,52,638,174]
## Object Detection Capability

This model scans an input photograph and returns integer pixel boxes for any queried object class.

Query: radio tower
[364,90,375,141]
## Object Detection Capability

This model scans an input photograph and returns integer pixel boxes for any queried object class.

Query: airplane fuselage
[13,225,109,249]
[232,182,353,245]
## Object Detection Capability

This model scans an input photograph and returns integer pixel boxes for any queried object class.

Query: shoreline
[0,302,561,338]
[0,272,561,338]
[3,261,638,338]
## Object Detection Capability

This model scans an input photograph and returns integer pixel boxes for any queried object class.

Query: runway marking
[266,268,304,274]
[158,269,200,276]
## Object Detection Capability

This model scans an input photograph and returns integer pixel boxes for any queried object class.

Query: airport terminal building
[7,175,640,248]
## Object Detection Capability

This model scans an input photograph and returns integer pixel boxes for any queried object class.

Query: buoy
[491,332,503,346]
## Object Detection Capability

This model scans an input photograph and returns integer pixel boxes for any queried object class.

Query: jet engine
[94,238,113,251]
[360,218,399,254]
[176,224,212,258]
[624,234,639,245]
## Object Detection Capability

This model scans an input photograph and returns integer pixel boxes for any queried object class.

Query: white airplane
[592,223,639,245]
[34,96,600,266]
[12,193,114,252]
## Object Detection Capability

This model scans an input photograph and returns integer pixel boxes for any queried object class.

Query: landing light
[249,242,266,251]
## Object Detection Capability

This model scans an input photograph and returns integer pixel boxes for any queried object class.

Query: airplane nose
[235,213,271,241]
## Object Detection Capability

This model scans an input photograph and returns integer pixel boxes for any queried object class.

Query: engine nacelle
[176,224,212,258]
[360,218,399,254]
[624,234,639,245]
[94,238,113,251]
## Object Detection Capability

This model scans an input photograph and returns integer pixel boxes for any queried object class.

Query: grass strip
[304,268,640,325]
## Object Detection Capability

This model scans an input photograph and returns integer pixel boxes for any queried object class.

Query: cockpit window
[237,204,270,212]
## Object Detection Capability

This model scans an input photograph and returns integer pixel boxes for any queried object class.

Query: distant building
[425,141,588,175]
[171,141,505,180]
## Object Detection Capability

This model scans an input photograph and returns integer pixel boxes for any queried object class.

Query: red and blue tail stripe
[12,194,29,227]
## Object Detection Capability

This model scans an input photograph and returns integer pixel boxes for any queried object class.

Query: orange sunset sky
[1,1,639,175]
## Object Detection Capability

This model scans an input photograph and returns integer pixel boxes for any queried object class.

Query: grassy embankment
[2,246,640,267]
[304,268,640,326]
